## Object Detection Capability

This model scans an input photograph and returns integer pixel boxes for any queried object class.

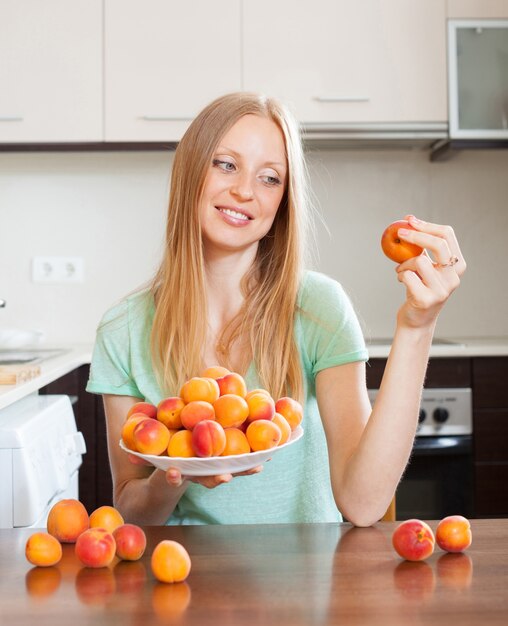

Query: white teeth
[219,208,249,221]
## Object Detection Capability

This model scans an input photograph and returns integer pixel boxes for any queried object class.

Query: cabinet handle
[0,116,24,122]
[140,115,193,122]
[314,96,370,103]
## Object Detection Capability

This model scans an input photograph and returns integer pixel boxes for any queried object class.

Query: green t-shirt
[86,270,368,524]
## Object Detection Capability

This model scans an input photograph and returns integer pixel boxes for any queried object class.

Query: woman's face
[199,114,287,257]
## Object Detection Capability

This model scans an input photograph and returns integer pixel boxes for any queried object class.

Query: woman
[87,92,465,526]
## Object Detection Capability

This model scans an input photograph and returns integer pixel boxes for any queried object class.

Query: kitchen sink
[0,348,69,366]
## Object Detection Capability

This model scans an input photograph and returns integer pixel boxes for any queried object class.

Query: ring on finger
[436,255,459,268]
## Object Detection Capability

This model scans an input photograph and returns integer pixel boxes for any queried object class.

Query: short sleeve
[86,300,143,398]
[297,271,368,377]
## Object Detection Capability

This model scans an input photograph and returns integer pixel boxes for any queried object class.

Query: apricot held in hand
[381,220,424,264]
[392,519,435,561]
[436,515,472,553]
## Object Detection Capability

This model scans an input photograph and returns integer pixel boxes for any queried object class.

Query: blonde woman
[87,92,465,526]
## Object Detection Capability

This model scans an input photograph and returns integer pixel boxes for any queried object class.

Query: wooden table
[0,520,506,625]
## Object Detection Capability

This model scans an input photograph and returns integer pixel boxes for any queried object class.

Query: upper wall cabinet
[0,0,102,143]
[104,0,242,142]
[447,0,508,18]
[243,0,448,126]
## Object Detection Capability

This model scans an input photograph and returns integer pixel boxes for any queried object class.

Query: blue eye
[262,175,281,186]
[213,158,235,172]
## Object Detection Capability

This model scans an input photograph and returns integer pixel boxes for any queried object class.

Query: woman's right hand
[165,466,263,489]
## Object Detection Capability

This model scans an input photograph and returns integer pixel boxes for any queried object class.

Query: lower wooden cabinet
[472,357,508,517]
[39,365,113,513]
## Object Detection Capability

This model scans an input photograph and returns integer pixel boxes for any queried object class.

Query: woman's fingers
[402,215,466,276]
[165,465,263,489]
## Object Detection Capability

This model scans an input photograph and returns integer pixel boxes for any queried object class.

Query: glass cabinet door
[448,20,508,139]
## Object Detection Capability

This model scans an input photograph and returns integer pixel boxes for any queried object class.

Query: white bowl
[119,425,304,476]
[0,328,45,349]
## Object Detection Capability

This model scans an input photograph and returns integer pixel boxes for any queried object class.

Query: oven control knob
[433,407,449,424]
[418,409,426,423]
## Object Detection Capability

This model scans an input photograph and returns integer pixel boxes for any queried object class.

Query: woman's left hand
[395,214,466,330]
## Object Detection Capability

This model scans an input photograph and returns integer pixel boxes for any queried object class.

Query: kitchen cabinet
[472,357,508,517]
[39,366,113,513]
[447,0,508,18]
[104,0,242,142]
[0,0,102,143]
[243,0,447,125]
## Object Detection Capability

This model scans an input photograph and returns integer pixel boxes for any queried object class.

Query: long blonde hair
[150,92,312,401]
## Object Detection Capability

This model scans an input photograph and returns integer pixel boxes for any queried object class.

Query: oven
[368,387,473,520]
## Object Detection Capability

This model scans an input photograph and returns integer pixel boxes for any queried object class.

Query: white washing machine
[0,394,86,528]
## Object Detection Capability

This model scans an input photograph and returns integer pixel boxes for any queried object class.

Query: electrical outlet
[32,257,85,283]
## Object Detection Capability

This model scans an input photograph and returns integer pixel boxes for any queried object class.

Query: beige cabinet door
[0,0,102,143]
[104,0,242,142]
[243,0,447,125]
[447,0,508,18]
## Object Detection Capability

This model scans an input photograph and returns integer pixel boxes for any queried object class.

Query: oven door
[396,435,473,520]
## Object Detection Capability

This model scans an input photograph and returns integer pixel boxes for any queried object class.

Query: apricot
[392,519,435,561]
[213,393,249,428]
[221,427,251,456]
[157,396,185,429]
[113,524,147,561]
[381,220,424,264]
[200,365,230,379]
[25,532,63,567]
[275,396,303,431]
[89,505,125,534]
[245,388,272,401]
[121,414,151,450]
[217,372,247,397]
[180,400,215,430]
[272,412,292,445]
[126,401,157,420]
[180,376,220,404]
[246,392,276,423]
[75,528,116,568]
[47,498,89,544]
[435,515,472,553]
[246,419,281,451]
[168,429,195,457]
[192,419,227,457]
[132,418,171,455]
[151,540,191,583]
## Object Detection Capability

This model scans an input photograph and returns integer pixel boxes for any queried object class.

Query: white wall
[1,147,507,344]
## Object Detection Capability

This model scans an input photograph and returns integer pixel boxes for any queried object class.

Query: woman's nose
[230,175,254,201]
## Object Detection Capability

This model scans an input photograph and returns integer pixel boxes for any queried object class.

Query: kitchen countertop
[0,344,93,411]
[0,519,506,626]
[1,337,508,412]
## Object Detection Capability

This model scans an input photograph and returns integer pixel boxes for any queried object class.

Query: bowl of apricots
[119,366,304,476]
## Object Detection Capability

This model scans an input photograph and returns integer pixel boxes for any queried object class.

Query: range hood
[301,122,448,151]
